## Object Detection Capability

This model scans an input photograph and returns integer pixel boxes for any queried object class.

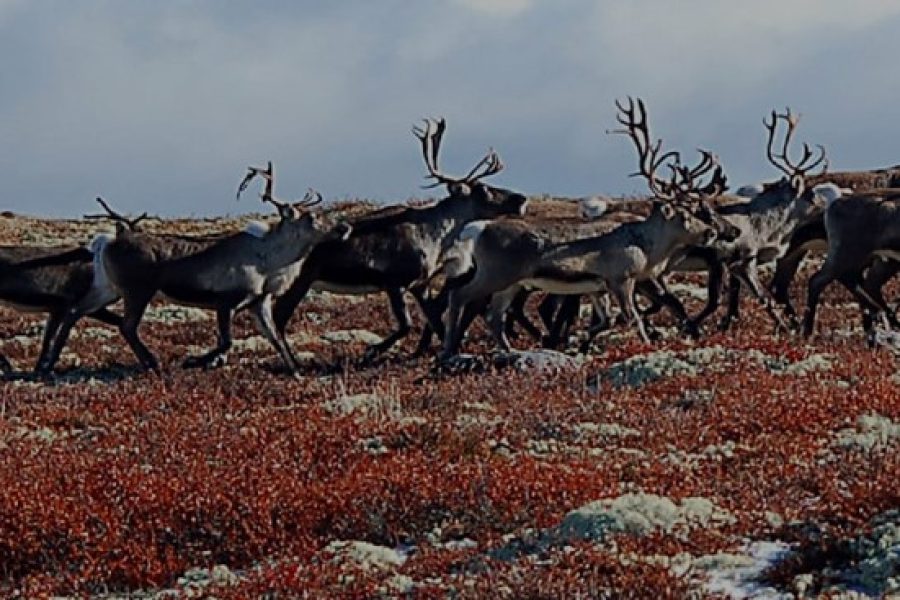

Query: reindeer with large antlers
[270,118,529,362]
[691,107,832,333]
[438,97,730,358]
[90,163,350,375]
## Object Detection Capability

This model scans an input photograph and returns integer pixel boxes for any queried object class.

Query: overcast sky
[1,0,899,217]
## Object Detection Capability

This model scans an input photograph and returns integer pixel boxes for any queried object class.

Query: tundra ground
[0,209,897,598]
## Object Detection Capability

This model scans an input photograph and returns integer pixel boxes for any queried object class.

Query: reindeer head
[757,107,829,221]
[85,197,149,235]
[413,117,528,219]
[610,97,733,246]
[236,162,352,247]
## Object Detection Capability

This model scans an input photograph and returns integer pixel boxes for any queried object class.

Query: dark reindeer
[0,239,123,375]
[802,188,900,340]
[271,118,529,362]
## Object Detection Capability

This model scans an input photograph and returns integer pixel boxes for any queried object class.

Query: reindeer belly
[265,262,304,297]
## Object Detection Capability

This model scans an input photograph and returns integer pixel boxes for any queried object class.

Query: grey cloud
[0,1,898,217]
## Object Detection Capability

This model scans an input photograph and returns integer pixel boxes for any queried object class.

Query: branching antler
[413,117,505,189]
[609,97,726,201]
[764,108,828,179]
[237,161,324,214]
[84,197,148,230]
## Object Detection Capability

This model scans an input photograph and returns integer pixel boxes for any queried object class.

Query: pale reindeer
[439,97,728,358]
[90,164,350,376]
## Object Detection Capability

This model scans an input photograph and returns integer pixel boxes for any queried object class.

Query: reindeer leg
[33,310,64,375]
[733,261,790,333]
[183,305,234,370]
[486,287,519,353]
[273,268,316,342]
[803,261,840,338]
[614,279,651,344]
[363,288,411,362]
[508,290,543,343]
[119,292,159,372]
[36,308,84,375]
[250,296,301,378]
[579,294,613,353]
[544,295,579,349]
[638,278,694,338]
[0,353,12,374]
[410,285,447,358]
[687,247,724,332]
[771,248,807,328]
[717,272,742,332]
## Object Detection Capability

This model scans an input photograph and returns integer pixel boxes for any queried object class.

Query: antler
[609,97,681,199]
[413,117,505,189]
[763,108,828,179]
[84,197,148,230]
[294,188,322,209]
[610,98,728,201]
[672,149,728,198]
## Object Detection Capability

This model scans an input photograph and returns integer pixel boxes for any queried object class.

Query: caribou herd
[1,98,898,379]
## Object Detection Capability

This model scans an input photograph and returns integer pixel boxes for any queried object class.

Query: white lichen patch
[511,349,583,373]
[602,346,834,388]
[177,564,242,594]
[324,393,401,420]
[324,540,408,571]
[554,493,736,542]
[575,422,642,440]
[143,305,212,324]
[320,329,383,345]
[832,413,900,452]
[664,440,747,469]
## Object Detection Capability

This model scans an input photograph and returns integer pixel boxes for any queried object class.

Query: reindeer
[271,118,529,362]
[0,240,123,375]
[802,188,900,340]
[91,163,351,376]
[439,98,727,358]
[767,169,900,324]
[681,108,830,333]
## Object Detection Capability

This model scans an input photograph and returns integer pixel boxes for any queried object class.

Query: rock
[325,540,408,571]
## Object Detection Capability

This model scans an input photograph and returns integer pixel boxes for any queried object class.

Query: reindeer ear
[659,203,676,219]
[790,174,806,196]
